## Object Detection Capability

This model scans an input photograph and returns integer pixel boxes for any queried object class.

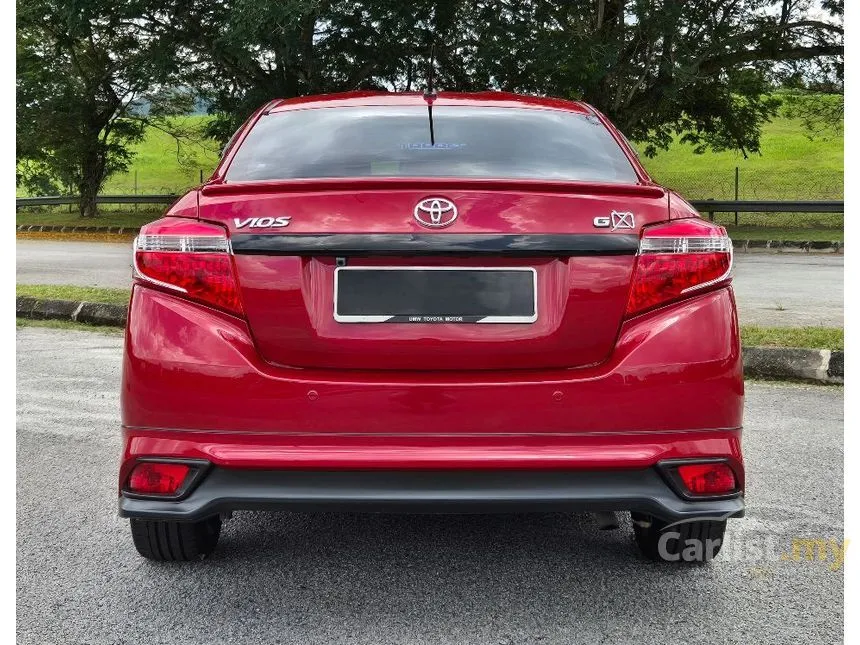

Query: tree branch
[701,44,844,74]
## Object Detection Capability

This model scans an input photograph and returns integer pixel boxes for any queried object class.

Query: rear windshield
[225,105,638,183]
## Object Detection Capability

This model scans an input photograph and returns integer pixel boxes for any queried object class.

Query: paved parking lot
[16,326,843,644]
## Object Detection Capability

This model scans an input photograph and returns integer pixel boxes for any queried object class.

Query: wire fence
[650,168,844,201]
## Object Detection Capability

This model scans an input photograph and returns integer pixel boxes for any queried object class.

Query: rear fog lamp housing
[672,462,739,497]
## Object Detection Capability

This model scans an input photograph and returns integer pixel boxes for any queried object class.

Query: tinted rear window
[226,106,638,183]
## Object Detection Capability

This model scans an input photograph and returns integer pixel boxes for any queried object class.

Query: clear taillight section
[134,218,243,316]
[625,218,733,317]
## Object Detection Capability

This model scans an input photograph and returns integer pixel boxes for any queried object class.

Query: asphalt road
[16,239,132,287]
[731,253,843,327]
[17,326,844,645]
[16,239,843,327]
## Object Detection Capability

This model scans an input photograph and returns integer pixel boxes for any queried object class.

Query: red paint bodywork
[120,91,744,498]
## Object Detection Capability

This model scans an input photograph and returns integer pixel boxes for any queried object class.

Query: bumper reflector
[127,462,191,496]
[676,462,737,496]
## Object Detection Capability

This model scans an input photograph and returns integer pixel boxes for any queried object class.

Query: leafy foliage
[782,91,843,140]
[167,1,842,157]
[16,0,186,215]
[16,0,843,215]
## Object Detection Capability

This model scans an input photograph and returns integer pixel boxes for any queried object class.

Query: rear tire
[130,516,221,561]
[632,513,726,563]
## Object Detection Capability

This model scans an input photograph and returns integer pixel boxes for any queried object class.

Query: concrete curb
[16,296,127,327]
[16,224,132,235]
[16,296,842,383]
[733,239,843,254]
[743,346,843,383]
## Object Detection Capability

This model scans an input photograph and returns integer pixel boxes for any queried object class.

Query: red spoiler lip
[200,177,666,198]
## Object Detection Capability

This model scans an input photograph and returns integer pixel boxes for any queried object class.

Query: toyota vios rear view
[119,91,743,563]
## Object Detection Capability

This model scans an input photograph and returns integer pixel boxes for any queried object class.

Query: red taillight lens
[127,462,191,496]
[626,219,732,317]
[676,463,737,496]
[134,218,243,316]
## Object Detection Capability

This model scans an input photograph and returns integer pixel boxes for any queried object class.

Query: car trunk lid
[200,179,667,370]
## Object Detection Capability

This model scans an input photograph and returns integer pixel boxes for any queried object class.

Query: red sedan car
[119,91,743,563]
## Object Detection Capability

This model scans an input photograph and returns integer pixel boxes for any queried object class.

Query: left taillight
[134,218,243,316]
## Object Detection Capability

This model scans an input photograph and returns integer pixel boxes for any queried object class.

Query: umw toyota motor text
[119,91,743,563]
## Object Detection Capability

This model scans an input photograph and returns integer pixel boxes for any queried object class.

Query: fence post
[200,169,204,184]
[134,170,138,212]
[706,197,715,222]
[734,166,739,226]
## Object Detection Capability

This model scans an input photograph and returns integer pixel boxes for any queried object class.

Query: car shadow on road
[128,510,731,636]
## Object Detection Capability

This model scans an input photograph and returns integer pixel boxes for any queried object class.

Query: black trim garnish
[230,233,639,256]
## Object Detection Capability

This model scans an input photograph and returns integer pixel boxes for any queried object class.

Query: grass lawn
[15,318,125,334]
[639,114,843,201]
[728,225,842,242]
[103,116,220,195]
[16,208,163,229]
[17,284,130,306]
[741,325,843,351]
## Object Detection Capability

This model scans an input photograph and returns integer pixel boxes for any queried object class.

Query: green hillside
[101,116,220,195]
[640,116,843,201]
[101,112,843,201]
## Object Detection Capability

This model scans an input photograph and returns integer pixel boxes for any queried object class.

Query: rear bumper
[119,467,745,522]
[120,285,745,506]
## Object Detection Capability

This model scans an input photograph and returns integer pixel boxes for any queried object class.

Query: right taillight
[134,218,243,316]
[625,218,732,317]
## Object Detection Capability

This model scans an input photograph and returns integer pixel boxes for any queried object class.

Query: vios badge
[593,211,635,230]
[233,216,292,229]
[414,198,458,228]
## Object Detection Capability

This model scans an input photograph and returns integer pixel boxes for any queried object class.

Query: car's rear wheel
[130,516,221,561]
[632,513,726,563]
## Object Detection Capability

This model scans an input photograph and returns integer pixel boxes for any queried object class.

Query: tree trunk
[78,148,104,218]
[78,178,99,218]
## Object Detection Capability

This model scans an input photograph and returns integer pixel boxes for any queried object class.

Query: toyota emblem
[413,198,458,228]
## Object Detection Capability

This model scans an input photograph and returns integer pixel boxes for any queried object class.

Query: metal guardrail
[15,195,844,213]
[689,200,843,213]
[16,195,179,207]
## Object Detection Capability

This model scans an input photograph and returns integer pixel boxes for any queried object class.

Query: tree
[16,0,844,214]
[16,0,181,216]
[157,0,442,142]
[171,0,842,157]
[440,0,844,156]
